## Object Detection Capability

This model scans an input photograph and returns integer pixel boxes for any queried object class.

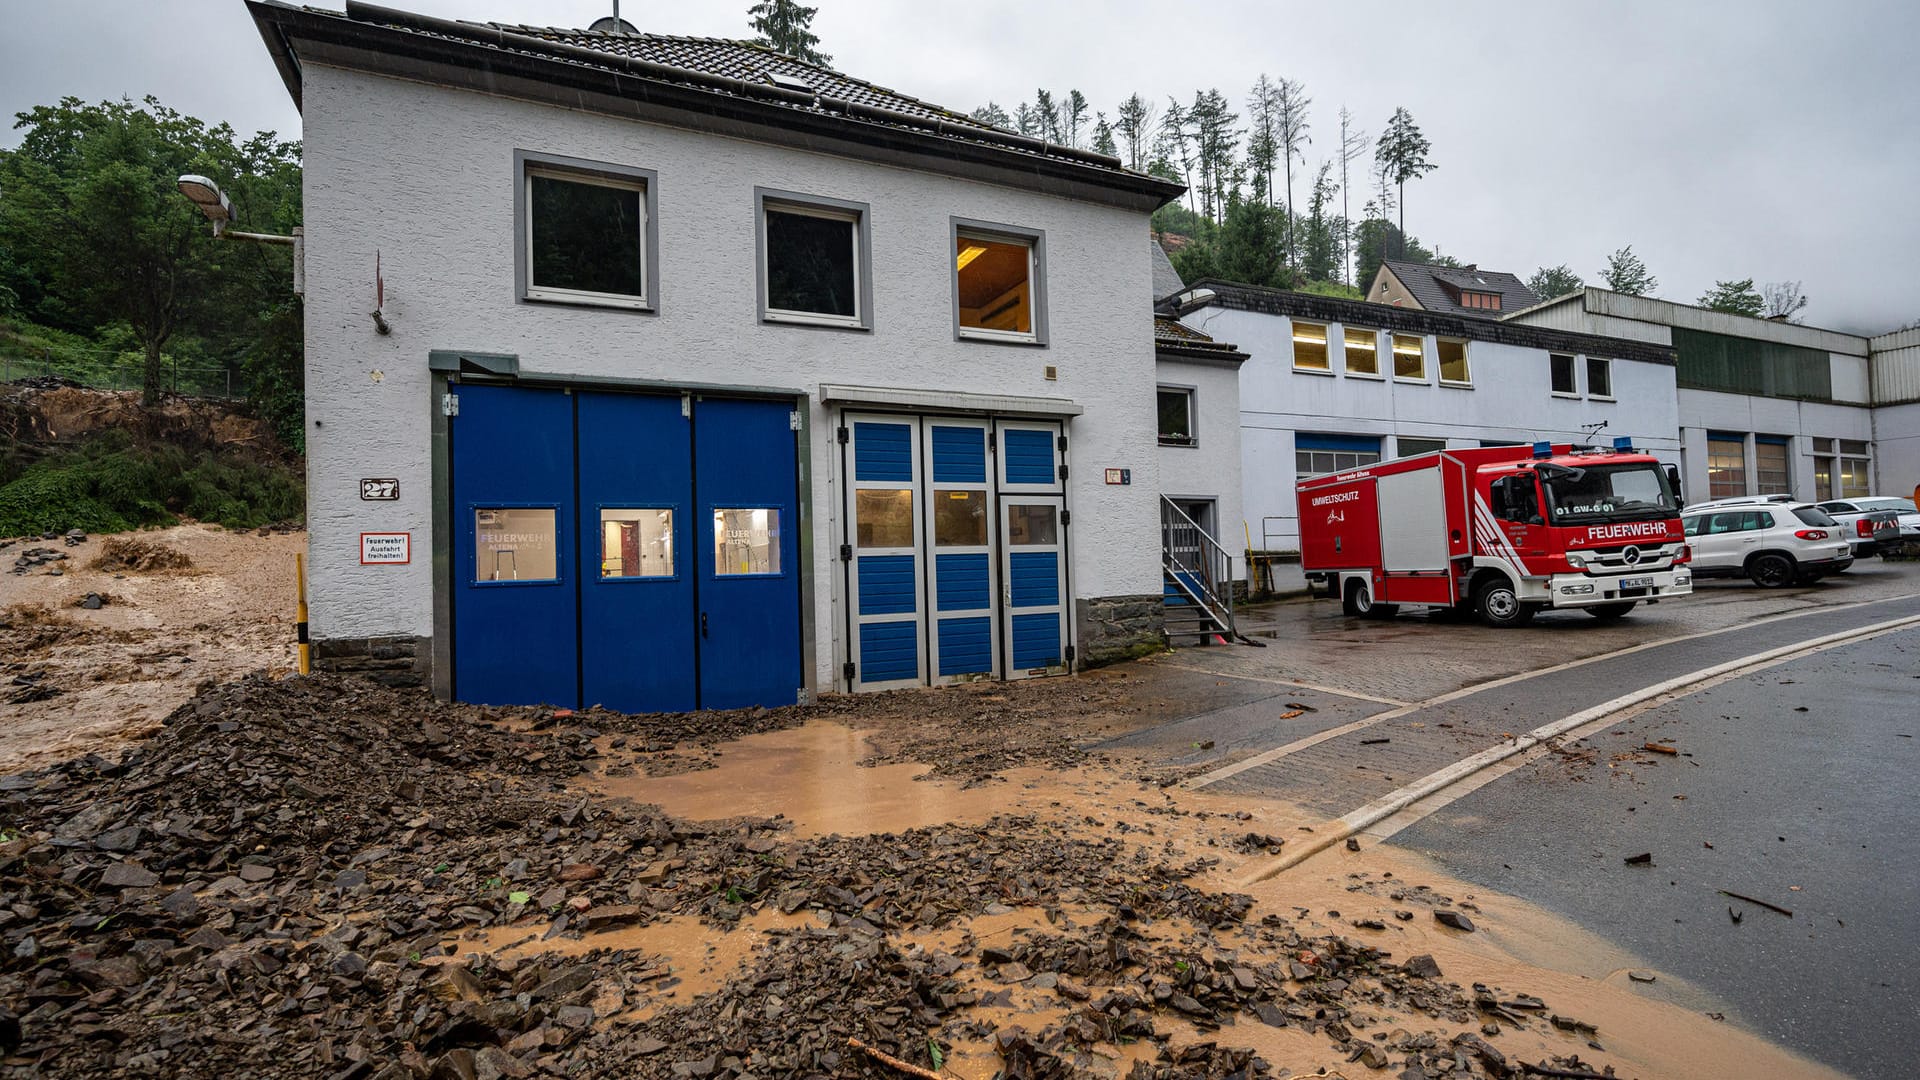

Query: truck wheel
[1585,602,1636,620]
[1747,553,1796,588]
[1345,579,1399,619]
[1476,578,1534,628]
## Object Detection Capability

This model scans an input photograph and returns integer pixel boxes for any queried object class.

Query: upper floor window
[1392,333,1426,380]
[1437,339,1470,384]
[1460,289,1501,311]
[1157,387,1195,446]
[519,152,658,310]
[953,219,1046,344]
[1292,322,1330,371]
[1587,357,1614,399]
[1344,328,1380,375]
[1550,353,1577,395]
[757,189,870,329]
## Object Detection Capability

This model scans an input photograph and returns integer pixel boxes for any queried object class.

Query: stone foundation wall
[1076,594,1167,669]
[312,636,431,688]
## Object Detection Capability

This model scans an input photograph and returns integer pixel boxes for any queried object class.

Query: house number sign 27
[360,478,400,500]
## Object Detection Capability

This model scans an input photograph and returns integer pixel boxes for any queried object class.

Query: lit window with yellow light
[1343,328,1379,375]
[1292,322,1330,370]
[955,232,1034,339]
[1392,333,1427,380]
[1437,339,1470,384]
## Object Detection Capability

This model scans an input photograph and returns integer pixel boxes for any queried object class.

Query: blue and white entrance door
[846,417,926,690]
[996,419,1069,679]
[924,421,996,684]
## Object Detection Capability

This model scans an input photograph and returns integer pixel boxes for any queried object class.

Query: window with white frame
[758,191,869,328]
[1587,356,1613,398]
[1157,387,1195,446]
[1392,333,1426,380]
[1550,353,1577,395]
[954,222,1043,342]
[1437,339,1470,384]
[1292,322,1330,371]
[1344,327,1380,375]
[1839,439,1870,498]
[521,158,654,308]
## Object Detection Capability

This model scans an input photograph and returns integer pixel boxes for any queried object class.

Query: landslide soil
[0,525,303,773]
[0,672,1842,1080]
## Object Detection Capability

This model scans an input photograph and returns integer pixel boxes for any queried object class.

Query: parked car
[1680,502,1854,587]
[1817,497,1920,553]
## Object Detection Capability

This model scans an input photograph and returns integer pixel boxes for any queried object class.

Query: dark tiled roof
[247,2,1179,208]
[1184,280,1675,367]
[1155,316,1248,363]
[494,24,991,132]
[1382,260,1540,319]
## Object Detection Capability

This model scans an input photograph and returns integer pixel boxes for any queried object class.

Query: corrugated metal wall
[1871,337,1920,405]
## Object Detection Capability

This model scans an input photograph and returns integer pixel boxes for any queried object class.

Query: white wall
[1155,356,1245,573]
[1195,306,1680,550]
[300,64,1162,688]
[1676,389,1875,501]
[1873,402,1920,498]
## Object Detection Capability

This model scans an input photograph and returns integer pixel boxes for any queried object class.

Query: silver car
[1680,503,1854,587]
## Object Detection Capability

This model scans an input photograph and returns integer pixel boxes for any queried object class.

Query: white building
[1169,281,1681,554]
[1507,289,1920,505]
[248,1,1191,709]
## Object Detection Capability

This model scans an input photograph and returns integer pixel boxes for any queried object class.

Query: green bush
[0,432,303,537]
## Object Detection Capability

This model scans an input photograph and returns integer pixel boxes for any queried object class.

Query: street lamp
[177,174,302,294]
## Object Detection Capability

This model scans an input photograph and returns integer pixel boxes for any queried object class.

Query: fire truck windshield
[1540,463,1677,524]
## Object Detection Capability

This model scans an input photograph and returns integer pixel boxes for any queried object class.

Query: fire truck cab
[1297,442,1693,627]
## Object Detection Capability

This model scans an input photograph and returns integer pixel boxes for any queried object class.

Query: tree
[1373,107,1435,259]
[1354,213,1438,290]
[970,102,1011,130]
[1600,246,1657,295]
[1762,280,1810,321]
[1299,162,1340,282]
[1337,107,1367,285]
[1699,278,1764,317]
[1187,89,1239,224]
[1245,76,1280,205]
[1114,93,1156,173]
[747,0,829,65]
[1212,194,1292,289]
[1274,78,1312,264]
[1012,103,1038,138]
[1526,264,1584,299]
[1159,98,1196,215]
[1063,90,1089,149]
[0,96,303,430]
[1091,114,1117,158]
[1033,90,1059,144]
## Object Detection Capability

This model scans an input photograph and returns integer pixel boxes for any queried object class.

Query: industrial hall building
[247,0,1194,712]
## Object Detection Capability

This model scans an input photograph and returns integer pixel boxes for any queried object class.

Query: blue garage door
[925,421,996,683]
[846,418,925,689]
[451,384,800,712]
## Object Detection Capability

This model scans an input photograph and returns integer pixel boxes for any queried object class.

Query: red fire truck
[1297,441,1692,627]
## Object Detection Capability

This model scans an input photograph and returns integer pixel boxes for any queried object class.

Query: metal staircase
[1160,496,1238,646]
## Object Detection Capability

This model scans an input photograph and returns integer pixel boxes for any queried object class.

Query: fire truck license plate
[1621,576,1654,589]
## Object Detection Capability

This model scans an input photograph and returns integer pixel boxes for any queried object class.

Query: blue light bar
[1613,436,1633,451]
[1532,441,1553,458]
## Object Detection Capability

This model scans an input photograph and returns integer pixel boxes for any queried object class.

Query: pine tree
[1115,94,1156,173]
[1301,162,1340,282]
[970,102,1012,130]
[1337,107,1367,285]
[1525,264,1584,299]
[1160,98,1197,215]
[1600,246,1657,295]
[1373,106,1435,259]
[747,0,830,66]
[1274,78,1312,265]
[1064,90,1089,149]
[1092,114,1117,158]
[1012,103,1038,138]
[1246,76,1280,205]
[1189,90,1239,225]
[1698,278,1764,316]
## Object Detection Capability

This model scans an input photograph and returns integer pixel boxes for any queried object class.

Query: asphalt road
[1392,628,1920,1080]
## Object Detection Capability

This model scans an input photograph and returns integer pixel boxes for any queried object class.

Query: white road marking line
[1183,591,1919,790]
[1148,662,1411,707]
[1233,613,1920,884]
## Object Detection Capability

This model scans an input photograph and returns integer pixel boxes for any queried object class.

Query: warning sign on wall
[360,532,411,565]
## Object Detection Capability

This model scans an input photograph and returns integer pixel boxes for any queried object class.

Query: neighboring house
[247,1,1185,711]
[1167,281,1679,554]
[1505,289,1920,505]
[1369,260,1541,319]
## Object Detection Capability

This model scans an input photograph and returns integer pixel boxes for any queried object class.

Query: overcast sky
[5,1,1917,332]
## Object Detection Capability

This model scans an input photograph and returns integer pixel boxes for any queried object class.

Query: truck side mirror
[1664,464,1684,509]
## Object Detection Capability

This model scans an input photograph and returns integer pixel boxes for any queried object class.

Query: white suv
[1680,502,1854,587]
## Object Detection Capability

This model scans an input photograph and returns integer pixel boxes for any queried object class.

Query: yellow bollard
[295,552,311,676]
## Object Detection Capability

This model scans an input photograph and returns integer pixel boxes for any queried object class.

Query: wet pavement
[1389,629,1920,1080]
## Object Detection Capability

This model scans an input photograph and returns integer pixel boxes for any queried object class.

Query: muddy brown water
[482,721,1850,1079]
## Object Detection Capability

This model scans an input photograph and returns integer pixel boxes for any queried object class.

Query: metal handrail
[1160,496,1235,637]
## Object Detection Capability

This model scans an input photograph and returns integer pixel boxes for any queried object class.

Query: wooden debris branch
[848,1036,943,1080]
[1718,889,1792,917]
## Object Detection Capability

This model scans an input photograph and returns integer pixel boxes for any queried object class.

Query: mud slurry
[0,676,1843,1079]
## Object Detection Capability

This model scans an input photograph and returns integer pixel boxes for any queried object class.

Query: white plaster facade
[1175,290,1679,552]
[1155,353,1246,575]
[290,50,1177,694]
